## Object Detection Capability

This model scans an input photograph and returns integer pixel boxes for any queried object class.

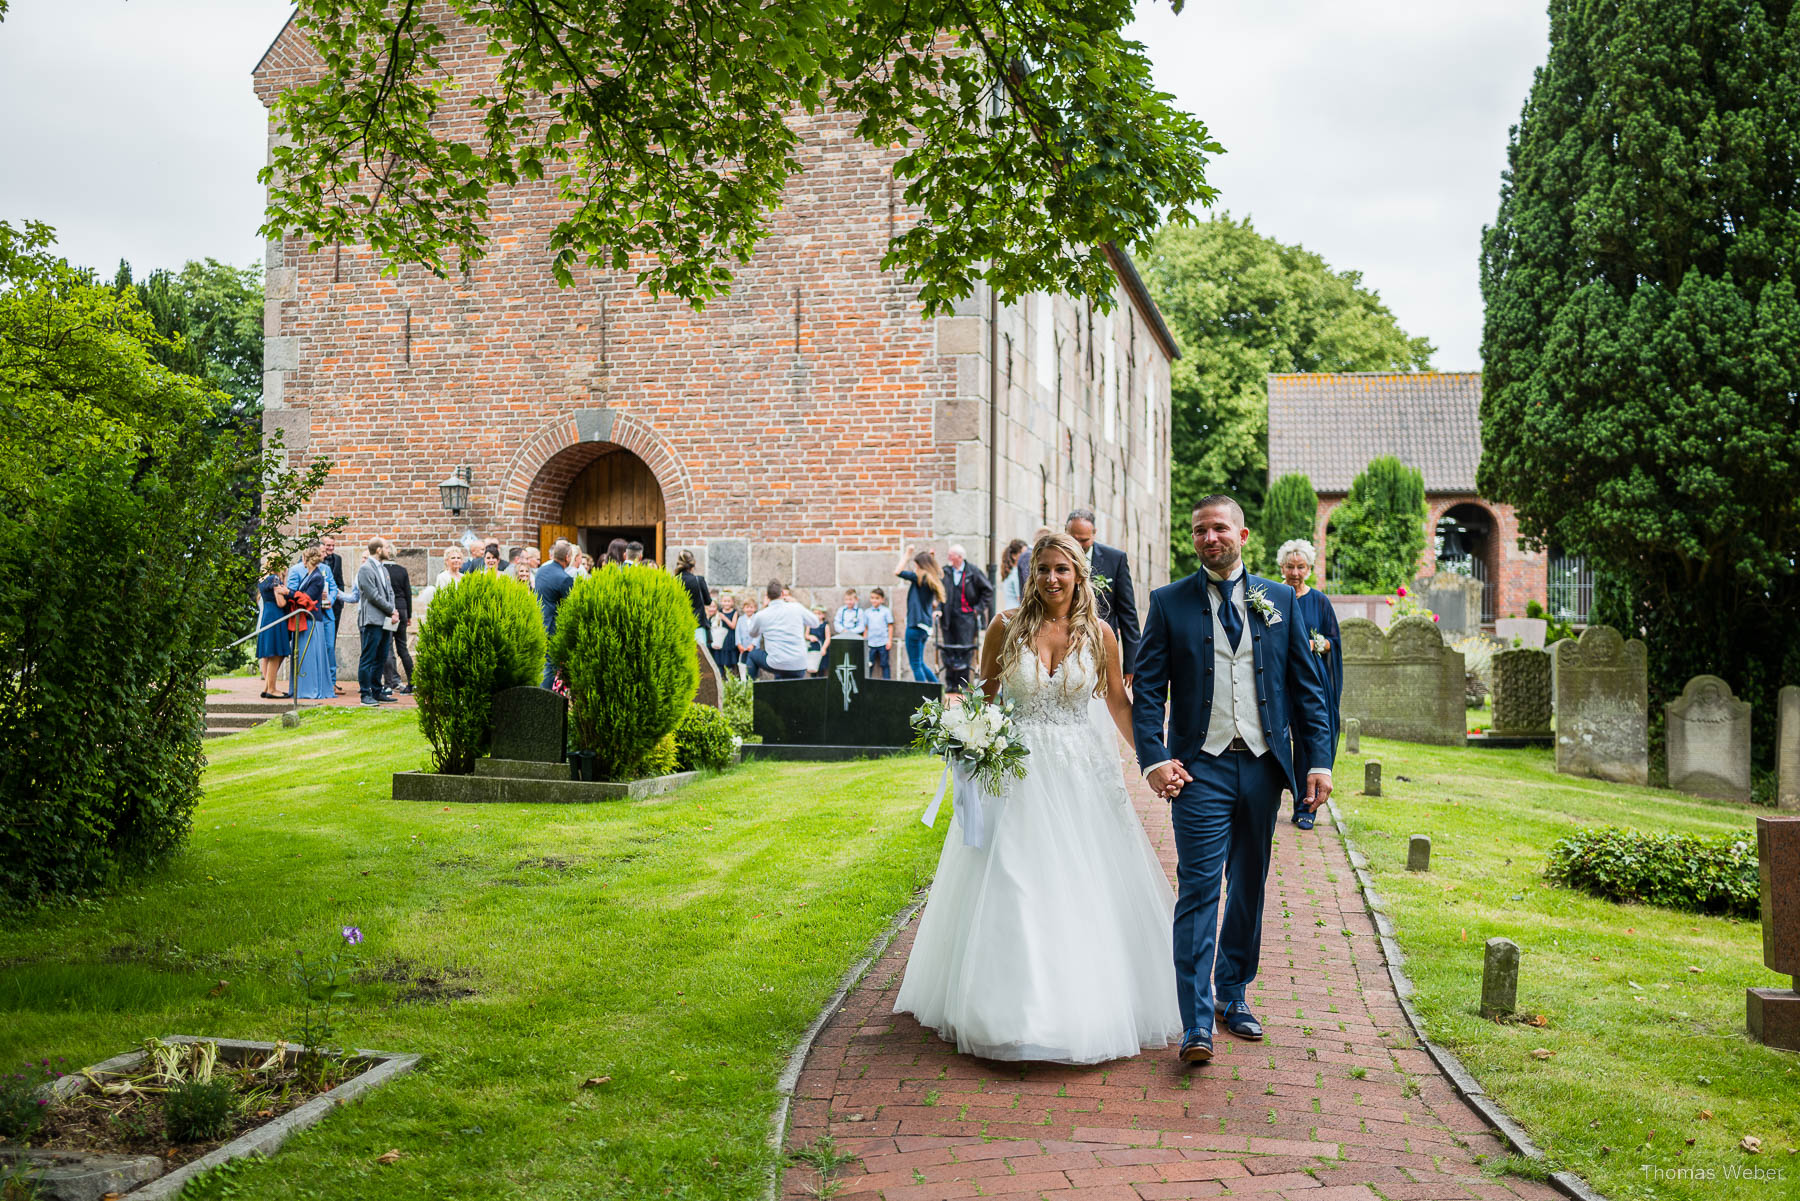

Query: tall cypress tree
[1260,474,1319,573]
[1480,0,1800,760]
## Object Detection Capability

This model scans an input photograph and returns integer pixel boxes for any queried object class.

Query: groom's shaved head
[1193,494,1246,528]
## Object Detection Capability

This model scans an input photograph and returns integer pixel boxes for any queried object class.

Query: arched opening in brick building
[1435,502,1498,624]
[524,443,666,565]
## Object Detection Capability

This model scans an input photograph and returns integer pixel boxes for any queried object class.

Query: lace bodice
[1001,644,1101,728]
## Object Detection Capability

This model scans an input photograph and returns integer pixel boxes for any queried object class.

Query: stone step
[206,701,305,715]
[204,713,267,729]
[203,728,239,739]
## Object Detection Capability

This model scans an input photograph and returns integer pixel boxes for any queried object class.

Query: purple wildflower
[342,925,364,946]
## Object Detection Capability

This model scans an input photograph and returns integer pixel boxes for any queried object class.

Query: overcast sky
[0,0,1546,368]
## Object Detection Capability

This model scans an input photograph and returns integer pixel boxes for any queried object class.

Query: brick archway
[497,409,691,546]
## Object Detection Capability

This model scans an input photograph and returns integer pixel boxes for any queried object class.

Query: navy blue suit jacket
[1131,570,1336,798]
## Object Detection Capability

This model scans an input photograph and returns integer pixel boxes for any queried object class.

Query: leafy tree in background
[1142,216,1433,576]
[112,259,263,418]
[1479,0,1800,761]
[260,0,1221,316]
[1259,474,1318,575]
[1327,457,1427,594]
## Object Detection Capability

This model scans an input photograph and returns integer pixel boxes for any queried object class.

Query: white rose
[962,729,991,753]
[993,736,1008,752]
[981,707,1004,734]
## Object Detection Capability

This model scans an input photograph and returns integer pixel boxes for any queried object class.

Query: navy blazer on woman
[1131,571,1336,799]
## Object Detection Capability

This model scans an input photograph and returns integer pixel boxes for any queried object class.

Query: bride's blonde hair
[995,531,1109,699]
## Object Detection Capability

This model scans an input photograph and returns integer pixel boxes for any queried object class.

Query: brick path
[780,763,1563,1201]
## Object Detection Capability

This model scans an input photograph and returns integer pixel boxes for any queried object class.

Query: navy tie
[1212,576,1244,651]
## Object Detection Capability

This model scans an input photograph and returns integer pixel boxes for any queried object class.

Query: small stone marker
[1747,816,1800,1051]
[1665,674,1752,802]
[1407,835,1431,872]
[489,686,568,763]
[1344,718,1361,754]
[1364,760,1381,796]
[1778,686,1800,812]
[1481,937,1520,1018]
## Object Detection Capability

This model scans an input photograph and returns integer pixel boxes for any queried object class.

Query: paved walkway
[781,762,1563,1201]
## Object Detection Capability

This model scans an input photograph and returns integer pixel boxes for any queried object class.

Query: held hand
[1146,760,1193,800]
[1304,771,1333,811]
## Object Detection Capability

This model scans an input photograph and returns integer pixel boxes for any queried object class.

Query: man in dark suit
[939,544,992,691]
[1132,495,1335,1065]
[321,534,347,627]
[1065,508,1140,686]
[355,537,398,706]
[535,539,576,687]
[380,540,415,694]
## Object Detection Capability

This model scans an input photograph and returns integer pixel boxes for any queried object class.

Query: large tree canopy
[260,0,1220,314]
[1479,0,1800,759]
[112,259,264,419]
[1141,215,1433,575]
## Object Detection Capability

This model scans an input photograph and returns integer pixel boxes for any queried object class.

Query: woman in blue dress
[286,545,339,700]
[1278,538,1342,830]
[256,553,293,698]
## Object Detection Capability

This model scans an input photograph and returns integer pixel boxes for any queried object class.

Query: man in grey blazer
[356,538,399,706]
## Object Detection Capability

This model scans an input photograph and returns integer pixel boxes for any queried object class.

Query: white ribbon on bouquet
[919,759,992,850]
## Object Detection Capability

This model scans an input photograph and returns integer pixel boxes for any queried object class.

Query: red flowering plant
[1388,586,1436,623]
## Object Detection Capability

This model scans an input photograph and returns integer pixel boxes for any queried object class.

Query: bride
[895,531,1182,1063]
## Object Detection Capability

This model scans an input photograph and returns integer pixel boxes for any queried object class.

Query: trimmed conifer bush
[674,702,736,772]
[413,572,546,773]
[551,567,700,780]
[1327,456,1427,594]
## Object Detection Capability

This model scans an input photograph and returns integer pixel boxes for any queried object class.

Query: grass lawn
[1334,737,1799,1200]
[0,708,944,1200]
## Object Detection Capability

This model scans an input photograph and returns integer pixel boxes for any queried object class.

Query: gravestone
[1551,625,1649,785]
[749,636,936,757]
[1494,617,1547,649]
[1779,687,1800,813]
[1491,648,1553,737]
[1665,675,1752,802]
[1747,816,1800,1051]
[1364,760,1381,796]
[694,642,723,709]
[1339,616,1466,746]
[1481,937,1519,1018]
[1427,573,1485,639]
[489,686,567,763]
[1407,835,1431,872]
[1344,718,1361,754]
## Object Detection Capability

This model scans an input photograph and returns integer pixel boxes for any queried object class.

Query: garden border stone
[1324,802,1607,1201]
[6,1036,418,1201]
[393,768,699,803]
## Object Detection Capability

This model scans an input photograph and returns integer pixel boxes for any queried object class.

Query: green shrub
[0,1061,57,1140]
[163,1077,239,1142]
[550,568,699,780]
[675,703,737,772]
[1524,599,1577,646]
[413,572,547,773]
[1327,456,1427,594]
[1546,827,1759,918]
[722,676,755,739]
[633,733,680,780]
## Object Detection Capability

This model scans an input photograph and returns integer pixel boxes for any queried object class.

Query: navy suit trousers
[358,625,392,701]
[1168,748,1284,1034]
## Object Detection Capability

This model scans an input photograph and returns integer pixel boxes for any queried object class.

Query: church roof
[1266,371,1482,494]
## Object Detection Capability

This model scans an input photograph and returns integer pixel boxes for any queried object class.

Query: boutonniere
[1246,584,1283,626]
[1309,631,1331,655]
[1090,572,1112,594]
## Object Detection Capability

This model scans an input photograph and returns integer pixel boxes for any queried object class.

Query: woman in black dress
[256,553,292,698]
[1278,538,1343,830]
[673,551,712,646]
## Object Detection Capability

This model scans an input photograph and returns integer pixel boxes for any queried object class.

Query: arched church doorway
[1434,502,1497,624]
[531,444,666,565]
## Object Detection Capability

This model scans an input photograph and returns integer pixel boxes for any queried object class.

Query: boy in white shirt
[833,588,865,637]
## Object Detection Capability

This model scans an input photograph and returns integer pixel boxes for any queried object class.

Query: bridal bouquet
[911,690,1030,793]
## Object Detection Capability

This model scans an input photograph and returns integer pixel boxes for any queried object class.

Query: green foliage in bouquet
[412,572,546,774]
[910,690,1030,793]
[551,568,699,780]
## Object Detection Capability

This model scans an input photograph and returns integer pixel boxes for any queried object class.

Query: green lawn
[0,708,943,1200]
[1335,737,1799,1200]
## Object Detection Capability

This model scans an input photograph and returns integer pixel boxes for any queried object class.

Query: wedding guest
[895,546,945,685]
[833,589,865,637]
[356,537,399,706]
[521,546,542,586]
[713,593,741,675]
[256,552,292,698]
[625,541,646,566]
[381,540,416,694]
[574,552,594,577]
[536,539,576,688]
[605,538,629,567]
[1014,525,1054,597]
[288,545,337,700]
[484,547,501,573]
[511,558,533,586]
[673,551,711,643]
[435,546,464,590]
[740,580,812,680]
[1066,507,1140,685]
[459,534,485,574]
[939,544,992,690]
[321,534,347,628]
[807,606,832,675]
[864,587,894,679]
[1278,538,1343,830]
[735,596,761,678]
[998,538,1028,612]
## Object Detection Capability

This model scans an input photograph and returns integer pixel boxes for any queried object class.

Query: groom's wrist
[1141,758,1175,780]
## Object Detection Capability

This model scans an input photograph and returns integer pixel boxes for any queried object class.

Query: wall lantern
[438,466,473,515]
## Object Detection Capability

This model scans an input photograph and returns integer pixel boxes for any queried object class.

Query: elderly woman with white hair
[1276,538,1342,830]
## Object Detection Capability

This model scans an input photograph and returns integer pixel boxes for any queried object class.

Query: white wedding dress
[895,646,1183,1063]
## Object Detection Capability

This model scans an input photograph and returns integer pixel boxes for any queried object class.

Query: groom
[1132,495,1336,1063]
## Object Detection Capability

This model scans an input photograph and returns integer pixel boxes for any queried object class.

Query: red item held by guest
[287,589,318,633]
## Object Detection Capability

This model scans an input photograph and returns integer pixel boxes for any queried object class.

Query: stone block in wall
[750,542,795,591]
[265,335,299,372]
[957,354,985,400]
[933,490,986,538]
[956,442,985,490]
[936,399,981,443]
[837,551,895,590]
[936,316,983,356]
[395,548,428,587]
[263,406,309,456]
[262,369,285,410]
[708,539,748,588]
[794,543,837,587]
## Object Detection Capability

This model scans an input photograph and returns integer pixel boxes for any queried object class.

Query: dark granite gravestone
[1747,816,1800,1051]
[747,636,938,758]
[489,686,568,763]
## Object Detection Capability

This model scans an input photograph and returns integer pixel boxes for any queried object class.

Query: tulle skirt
[895,709,1183,1064]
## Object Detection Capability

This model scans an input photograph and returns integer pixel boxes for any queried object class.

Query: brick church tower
[253,8,1176,638]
